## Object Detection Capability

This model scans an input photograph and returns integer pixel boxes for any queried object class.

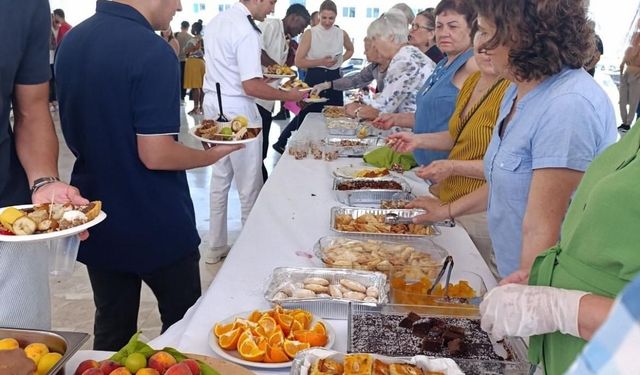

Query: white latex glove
[312,81,331,95]
[480,284,589,340]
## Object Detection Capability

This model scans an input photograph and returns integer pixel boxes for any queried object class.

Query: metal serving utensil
[383,212,415,225]
[428,255,454,296]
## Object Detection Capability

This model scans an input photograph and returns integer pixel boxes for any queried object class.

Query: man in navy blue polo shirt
[55,0,242,350]
[0,0,89,329]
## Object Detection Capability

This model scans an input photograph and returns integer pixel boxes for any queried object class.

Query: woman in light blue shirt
[372,0,478,167]
[408,0,617,281]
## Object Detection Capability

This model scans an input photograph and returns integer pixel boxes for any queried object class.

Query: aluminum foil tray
[322,136,384,157]
[346,304,535,375]
[314,235,448,273]
[0,327,89,375]
[330,206,441,238]
[333,176,411,207]
[290,348,464,375]
[264,267,388,319]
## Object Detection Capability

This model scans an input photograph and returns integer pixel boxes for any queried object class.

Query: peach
[110,368,132,375]
[179,360,199,375]
[81,368,105,375]
[76,360,100,375]
[147,352,177,375]
[164,364,192,375]
[99,360,123,375]
[135,368,160,375]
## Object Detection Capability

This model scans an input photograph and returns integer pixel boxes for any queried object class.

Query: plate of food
[191,117,261,145]
[279,79,311,91]
[333,164,392,179]
[264,64,296,79]
[0,201,105,242]
[209,307,335,369]
[304,93,328,103]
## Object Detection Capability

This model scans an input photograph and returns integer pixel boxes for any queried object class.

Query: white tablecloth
[66,113,496,374]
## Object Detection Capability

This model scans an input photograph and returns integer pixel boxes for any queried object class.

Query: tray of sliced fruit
[190,117,261,145]
[209,307,335,369]
[0,202,105,242]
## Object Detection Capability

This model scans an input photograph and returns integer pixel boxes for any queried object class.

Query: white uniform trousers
[204,94,264,249]
[0,242,51,329]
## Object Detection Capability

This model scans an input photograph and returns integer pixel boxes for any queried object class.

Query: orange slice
[214,321,235,338]
[237,329,254,349]
[268,329,285,347]
[283,339,310,359]
[293,330,328,347]
[276,312,294,334]
[258,316,277,336]
[238,338,266,362]
[264,345,290,363]
[310,321,326,335]
[246,310,263,323]
[218,327,242,350]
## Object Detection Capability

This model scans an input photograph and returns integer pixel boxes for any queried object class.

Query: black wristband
[30,176,61,195]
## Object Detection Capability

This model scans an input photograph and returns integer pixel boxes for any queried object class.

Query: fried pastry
[344,353,374,375]
[311,358,344,375]
[389,364,423,375]
[373,359,390,375]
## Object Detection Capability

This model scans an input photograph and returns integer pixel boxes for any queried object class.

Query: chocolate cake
[350,312,503,361]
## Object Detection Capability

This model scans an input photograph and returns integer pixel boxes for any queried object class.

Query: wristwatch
[30,176,61,195]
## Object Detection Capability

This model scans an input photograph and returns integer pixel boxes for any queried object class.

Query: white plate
[209,310,335,369]
[279,86,312,92]
[0,204,107,243]
[189,126,261,145]
[264,73,296,79]
[333,164,393,179]
[304,98,328,103]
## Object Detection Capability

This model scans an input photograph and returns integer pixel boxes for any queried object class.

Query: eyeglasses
[410,23,432,32]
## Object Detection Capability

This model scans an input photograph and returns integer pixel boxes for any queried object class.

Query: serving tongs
[383,212,456,228]
[215,82,229,122]
[427,256,470,305]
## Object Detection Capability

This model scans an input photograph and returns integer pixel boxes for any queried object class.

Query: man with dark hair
[310,10,319,27]
[256,3,311,181]
[175,20,192,102]
[1,0,88,329]
[52,8,72,45]
[55,0,242,350]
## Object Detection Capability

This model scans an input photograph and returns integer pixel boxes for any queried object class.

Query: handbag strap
[452,78,506,145]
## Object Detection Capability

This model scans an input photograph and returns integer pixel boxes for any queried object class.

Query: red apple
[179,360,199,375]
[99,360,123,375]
[75,360,100,375]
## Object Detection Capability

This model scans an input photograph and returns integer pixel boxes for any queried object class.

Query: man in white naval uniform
[203,0,305,263]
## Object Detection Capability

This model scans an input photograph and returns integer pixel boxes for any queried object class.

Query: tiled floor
[49,103,289,348]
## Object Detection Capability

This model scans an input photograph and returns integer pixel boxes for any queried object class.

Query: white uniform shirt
[203,3,263,104]
[256,18,288,112]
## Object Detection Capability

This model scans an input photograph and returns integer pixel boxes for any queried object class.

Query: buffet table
[66,113,496,374]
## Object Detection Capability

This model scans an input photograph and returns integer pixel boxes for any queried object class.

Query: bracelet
[30,176,61,195]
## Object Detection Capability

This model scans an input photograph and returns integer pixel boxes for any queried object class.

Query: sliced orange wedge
[283,339,310,359]
[218,327,242,350]
[213,321,235,338]
[293,330,328,347]
[310,321,327,336]
[238,338,266,362]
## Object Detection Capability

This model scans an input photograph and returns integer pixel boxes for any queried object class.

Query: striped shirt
[438,72,510,203]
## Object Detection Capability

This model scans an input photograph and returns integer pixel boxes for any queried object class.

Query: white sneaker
[205,245,230,264]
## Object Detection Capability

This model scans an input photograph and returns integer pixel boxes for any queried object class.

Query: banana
[12,216,37,235]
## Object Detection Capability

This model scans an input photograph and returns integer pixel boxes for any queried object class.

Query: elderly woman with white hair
[341,11,435,121]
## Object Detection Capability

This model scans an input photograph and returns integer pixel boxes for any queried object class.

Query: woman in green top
[480,104,640,373]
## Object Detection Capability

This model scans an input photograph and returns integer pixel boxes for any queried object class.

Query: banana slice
[12,216,37,235]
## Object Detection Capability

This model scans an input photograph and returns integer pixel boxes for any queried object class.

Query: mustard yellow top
[438,71,510,203]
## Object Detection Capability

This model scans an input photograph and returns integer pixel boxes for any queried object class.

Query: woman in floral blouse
[342,10,435,120]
